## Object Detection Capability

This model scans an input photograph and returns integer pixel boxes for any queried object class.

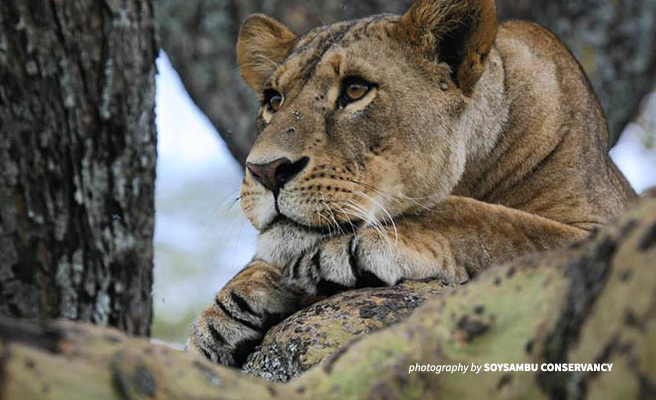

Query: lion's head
[238,0,500,232]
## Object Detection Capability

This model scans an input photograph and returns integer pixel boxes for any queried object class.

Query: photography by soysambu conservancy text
[408,363,614,374]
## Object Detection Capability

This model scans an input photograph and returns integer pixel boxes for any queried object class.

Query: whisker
[313,202,334,237]
[320,193,344,236]
[343,198,390,251]
[344,178,436,211]
[334,202,357,233]
[226,197,241,211]
[349,192,396,254]
[352,191,398,244]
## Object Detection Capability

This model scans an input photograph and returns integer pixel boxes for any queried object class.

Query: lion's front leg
[281,225,470,297]
[187,260,304,367]
[284,196,588,295]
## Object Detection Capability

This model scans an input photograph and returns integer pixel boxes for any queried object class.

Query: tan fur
[188,0,636,366]
[237,14,297,92]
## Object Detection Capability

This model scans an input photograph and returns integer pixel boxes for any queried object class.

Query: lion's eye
[338,76,373,108]
[264,89,284,112]
[346,82,368,100]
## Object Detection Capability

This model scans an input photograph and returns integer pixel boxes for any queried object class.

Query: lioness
[188,0,636,366]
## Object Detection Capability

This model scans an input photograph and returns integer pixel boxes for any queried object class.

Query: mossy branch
[1,192,655,400]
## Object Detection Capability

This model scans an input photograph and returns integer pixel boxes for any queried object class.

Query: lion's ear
[400,0,497,95]
[237,14,297,92]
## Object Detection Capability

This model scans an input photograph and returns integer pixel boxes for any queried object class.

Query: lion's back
[479,20,636,227]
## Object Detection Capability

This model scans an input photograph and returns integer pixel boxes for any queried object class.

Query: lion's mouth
[262,212,361,236]
[263,191,365,235]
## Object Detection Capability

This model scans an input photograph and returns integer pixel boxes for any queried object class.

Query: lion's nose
[246,156,309,194]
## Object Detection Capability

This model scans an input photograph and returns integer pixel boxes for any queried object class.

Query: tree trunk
[1,191,654,399]
[156,0,656,166]
[0,0,158,335]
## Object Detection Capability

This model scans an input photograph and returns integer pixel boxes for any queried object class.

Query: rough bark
[243,280,447,382]
[1,191,654,399]
[242,190,656,384]
[0,0,158,335]
[156,0,656,166]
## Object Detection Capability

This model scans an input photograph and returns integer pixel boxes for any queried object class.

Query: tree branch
[2,190,654,399]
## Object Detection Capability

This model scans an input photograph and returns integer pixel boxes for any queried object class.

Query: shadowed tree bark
[0,191,654,399]
[156,0,656,166]
[0,0,158,335]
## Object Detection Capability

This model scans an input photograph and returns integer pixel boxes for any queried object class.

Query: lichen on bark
[243,280,446,382]
[1,191,654,399]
